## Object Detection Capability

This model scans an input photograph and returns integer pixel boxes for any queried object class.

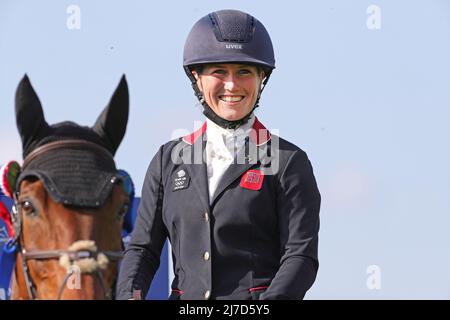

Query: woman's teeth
[219,95,244,102]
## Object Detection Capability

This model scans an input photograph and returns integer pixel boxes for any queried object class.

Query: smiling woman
[192,64,265,122]
[117,9,321,300]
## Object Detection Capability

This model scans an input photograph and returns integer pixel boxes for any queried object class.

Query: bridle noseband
[12,140,125,300]
[16,240,123,300]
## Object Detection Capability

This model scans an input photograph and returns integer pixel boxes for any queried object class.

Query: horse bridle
[10,139,125,300]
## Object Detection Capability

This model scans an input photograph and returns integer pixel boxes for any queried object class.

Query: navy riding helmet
[183,9,276,129]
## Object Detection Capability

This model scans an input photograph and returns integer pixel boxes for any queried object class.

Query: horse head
[10,75,130,299]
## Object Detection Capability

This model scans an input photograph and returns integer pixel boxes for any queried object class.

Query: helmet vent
[209,10,254,43]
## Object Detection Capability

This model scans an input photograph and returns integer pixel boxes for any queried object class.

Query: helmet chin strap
[202,105,254,129]
[191,75,270,130]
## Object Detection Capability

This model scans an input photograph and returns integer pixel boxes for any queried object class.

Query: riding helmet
[183,9,276,129]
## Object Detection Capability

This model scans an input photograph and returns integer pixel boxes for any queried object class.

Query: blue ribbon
[0,239,17,300]
[117,169,135,236]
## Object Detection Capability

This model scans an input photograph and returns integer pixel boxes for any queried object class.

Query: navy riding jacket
[116,118,321,300]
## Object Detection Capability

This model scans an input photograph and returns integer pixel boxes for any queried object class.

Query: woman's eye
[21,200,36,216]
[212,69,226,75]
[238,69,252,75]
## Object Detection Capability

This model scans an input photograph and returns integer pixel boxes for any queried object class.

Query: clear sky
[1,0,450,299]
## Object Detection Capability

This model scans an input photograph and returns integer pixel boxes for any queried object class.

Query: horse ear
[92,75,129,155]
[15,74,49,157]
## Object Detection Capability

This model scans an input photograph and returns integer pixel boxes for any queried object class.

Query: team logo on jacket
[172,169,190,191]
[240,170,264,191]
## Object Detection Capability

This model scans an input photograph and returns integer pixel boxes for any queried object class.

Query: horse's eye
[21,200,36,217]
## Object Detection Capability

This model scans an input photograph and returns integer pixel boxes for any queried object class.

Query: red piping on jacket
[182,122,207,145]
[171,289,184,295]
[249,286,269,292]
[182,117,271,146]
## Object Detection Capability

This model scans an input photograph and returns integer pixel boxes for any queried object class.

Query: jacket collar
[180,117,272,207]
[182,117,270,147]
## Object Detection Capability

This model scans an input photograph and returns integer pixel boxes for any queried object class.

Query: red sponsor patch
[240,170,264,191]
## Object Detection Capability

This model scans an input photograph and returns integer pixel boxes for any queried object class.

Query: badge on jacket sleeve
[172,169,190,191]
[240,169,264,191]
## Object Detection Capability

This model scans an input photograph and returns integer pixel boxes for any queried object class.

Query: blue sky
[1,0,450,299]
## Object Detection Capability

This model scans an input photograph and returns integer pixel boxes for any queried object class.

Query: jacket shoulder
[272,134,309,159]
[161,137,184,152]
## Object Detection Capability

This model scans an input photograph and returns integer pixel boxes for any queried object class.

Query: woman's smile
[192,64,264,121]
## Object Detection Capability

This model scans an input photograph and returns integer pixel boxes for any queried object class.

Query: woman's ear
[191,70,199,81]
[260,69,266,81]
[192,71,203,92]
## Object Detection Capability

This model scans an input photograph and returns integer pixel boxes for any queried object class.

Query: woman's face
[192,64,265,121]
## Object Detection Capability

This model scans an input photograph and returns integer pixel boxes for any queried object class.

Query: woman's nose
[223,74,237,91]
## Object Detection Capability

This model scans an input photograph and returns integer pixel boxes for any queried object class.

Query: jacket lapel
[180,124,210,213]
